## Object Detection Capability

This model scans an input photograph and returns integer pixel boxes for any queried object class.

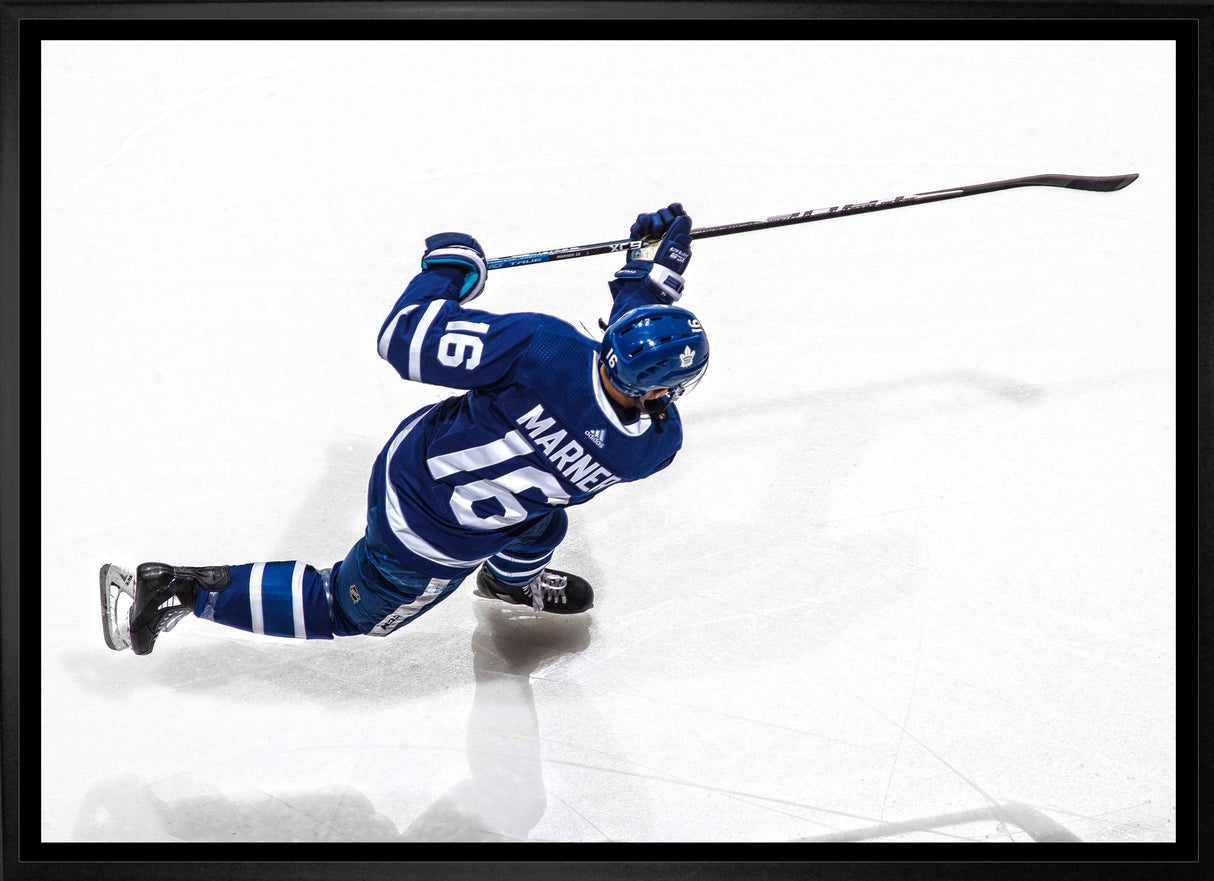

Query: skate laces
[160,606,192,632]
[523,571,568,612]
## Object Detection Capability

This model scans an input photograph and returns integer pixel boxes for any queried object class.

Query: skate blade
[99,563,133,651]
[471,583,533,608]
[473,584,578,614]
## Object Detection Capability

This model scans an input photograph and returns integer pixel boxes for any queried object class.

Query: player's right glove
[421,232,487,303]
[615,203,692,303]
[630,203,686,243]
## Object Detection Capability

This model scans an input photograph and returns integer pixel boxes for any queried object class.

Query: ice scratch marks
[715,789,986,842]
[854,691,1018,842]
[45,491,232,547]
[970,615,1173,682]
[823,370,1046,408]
[538,750,1060,841]
[542,787,612,841]
[540,755,879,825]
[533,724,887,831]
[878,606,926,822]
[1028,800,1165,840]
[54,45,351,210]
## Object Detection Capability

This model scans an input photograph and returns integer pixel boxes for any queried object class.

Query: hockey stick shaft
[485,173,1138,270]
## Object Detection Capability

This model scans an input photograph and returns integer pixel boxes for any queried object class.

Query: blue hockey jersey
[368,263,683,580]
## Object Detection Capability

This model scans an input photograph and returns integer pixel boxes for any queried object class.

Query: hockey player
[100,204,710,655]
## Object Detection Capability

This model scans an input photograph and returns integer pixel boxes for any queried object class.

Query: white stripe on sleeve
[409,299,447,381]
[446,320,490,333]
[249,562,265,635]
[377,304,419,361]
[291,561,307,639]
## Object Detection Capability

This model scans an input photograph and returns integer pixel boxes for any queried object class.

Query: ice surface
[40,39,1176,843]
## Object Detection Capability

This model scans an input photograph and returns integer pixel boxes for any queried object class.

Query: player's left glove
[615,203,692,303]
[421,232,487,303]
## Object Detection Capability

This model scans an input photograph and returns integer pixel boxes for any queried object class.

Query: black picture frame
[4,2,1203,879]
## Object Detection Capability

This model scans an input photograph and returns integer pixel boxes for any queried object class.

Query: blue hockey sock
[194,561,335,639]
[485,549,555,586]
[484,509,568,586]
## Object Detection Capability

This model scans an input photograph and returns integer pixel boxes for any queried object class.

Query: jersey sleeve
[644,451,678,478]
[606,263,671,324]
[377,265,543,391]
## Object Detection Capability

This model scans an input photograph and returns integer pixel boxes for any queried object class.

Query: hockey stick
[485,173,1138,270]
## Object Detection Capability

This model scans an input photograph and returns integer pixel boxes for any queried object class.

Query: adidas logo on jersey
[516,404,621,493]
[679,345,695,368]
[584,428,606,448]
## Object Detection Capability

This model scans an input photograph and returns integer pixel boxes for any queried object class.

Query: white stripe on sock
[488,557,550,581]
[494,551,553,564]
[249,562,265,635]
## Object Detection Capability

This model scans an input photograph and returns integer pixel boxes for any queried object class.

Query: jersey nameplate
[517,405,621,493]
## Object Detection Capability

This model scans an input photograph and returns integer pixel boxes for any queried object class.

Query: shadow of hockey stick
[795,802,1080,842]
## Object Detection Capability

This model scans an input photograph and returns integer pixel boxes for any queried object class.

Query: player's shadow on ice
[705,369,1046,425]
[73,603,593,842]
[829,369,1047,407]
[72,437,606,706]
[261,437,383,565]
[70,593,589,706]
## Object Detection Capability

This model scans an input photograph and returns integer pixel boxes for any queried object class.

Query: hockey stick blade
[1080,173,1138,191]
[1041,173,1139,192]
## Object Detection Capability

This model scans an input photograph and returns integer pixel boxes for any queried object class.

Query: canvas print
[40,39,1175,843]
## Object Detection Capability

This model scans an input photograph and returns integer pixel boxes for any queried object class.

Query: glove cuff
[421,246,487,301]
[424,232,484,255]
[646,263,684,303]
[613,259,683,302]
[613,259,652,281]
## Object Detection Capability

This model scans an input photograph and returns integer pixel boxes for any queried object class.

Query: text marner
[517,405,621,493]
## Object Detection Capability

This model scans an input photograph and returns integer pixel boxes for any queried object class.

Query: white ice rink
[40,40,1176,843]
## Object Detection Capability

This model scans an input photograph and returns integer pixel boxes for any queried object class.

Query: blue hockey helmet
[600,305,709,411]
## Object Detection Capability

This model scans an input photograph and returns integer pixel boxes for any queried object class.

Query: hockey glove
[630,202,686,241]
[616,205,692,303]
[421,232,487,303]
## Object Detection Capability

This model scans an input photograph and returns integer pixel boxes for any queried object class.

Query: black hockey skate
[128,562,230,655]
[473,565,593,614]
